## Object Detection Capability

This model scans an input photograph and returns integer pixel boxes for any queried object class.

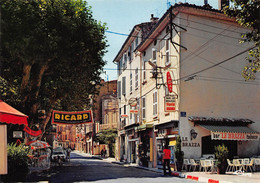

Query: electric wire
[172,46,257,81]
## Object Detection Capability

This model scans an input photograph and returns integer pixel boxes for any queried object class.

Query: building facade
[115,3,260,168]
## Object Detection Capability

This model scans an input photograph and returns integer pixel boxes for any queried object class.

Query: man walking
[163,144,172,176]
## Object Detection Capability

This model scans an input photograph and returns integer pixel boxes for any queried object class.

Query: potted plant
[214,144,228,174]
[175,136,184,171]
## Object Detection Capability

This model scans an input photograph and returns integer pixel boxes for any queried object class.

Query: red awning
[0,100,28,125]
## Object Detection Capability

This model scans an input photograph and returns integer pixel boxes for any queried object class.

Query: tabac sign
[52,110,93,125]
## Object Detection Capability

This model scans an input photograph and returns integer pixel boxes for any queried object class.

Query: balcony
[100,123,117,131]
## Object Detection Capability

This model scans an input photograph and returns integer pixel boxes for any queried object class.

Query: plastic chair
[182,159,191,171]
[226,159,235,172]
[254,158,260,171]
[243,159,254,172]
[190,159,200,171]
[233,159,242,171]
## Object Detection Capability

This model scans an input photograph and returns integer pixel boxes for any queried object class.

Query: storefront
[136,123,153,167]
[188,116,260,158]
[155,120,179,168]
[124,123,139,164]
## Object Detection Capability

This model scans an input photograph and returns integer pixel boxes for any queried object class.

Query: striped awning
[200,125,260,141]
[200,125,259,134]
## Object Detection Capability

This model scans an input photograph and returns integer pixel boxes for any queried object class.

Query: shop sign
[182,142,200,147]
[13,131,23,138]
[166,71,173,93]
[52,110,93,124]
[164,95,176,112]
[130,109,138,114]
[23,126,42,136]
[211,132,259,141]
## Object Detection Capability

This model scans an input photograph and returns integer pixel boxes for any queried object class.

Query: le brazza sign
[52,110,93,124]
[211,131,259,141]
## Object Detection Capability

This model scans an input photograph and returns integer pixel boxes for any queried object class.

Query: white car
[51,151,66,162]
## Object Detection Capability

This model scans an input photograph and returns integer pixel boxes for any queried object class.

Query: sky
[86,0,219,81]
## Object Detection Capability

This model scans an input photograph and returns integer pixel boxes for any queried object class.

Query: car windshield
[53,152,63,155]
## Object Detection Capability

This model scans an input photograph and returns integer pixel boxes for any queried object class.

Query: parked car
[51,151,66,162]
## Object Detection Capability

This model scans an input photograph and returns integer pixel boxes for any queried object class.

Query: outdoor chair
[233,159,243,171]
[226,159,235,172]
[243,159,254,172]
[182,159,191,171]
[254,158,260,171]
[190,159,200,171]
[200,159,212,172]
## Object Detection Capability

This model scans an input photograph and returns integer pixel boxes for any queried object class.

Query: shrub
[2,143,30,181]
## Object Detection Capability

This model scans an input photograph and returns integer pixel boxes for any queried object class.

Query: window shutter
[122,76,126,95]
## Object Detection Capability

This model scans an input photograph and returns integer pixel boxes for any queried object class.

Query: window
[165,39,170,65]
[130,72,132,93]
[143,58,146,82]
[152,48,157,64]
[122,76,126,96]
[130,42,134,61]
[135,37,139,48]
[153,91,157,116]
[123,53,127,70]
[135,99,139,123]
[117,81,121,99]
[135,68,138,89]
[142,96,146,120]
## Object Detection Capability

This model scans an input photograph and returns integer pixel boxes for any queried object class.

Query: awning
[0,100,28,125]
[200,125,260,141]
[154,120,178,129]
[124,123,139,131]
[136,123,153,131]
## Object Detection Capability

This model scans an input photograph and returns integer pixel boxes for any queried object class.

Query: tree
[1,0,107,137]
[223,0,260,80]
[96,129,117,157]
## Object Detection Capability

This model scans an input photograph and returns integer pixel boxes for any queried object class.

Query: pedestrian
[101,148,104,158]
[67,147,71,161]
[163,144,172,176]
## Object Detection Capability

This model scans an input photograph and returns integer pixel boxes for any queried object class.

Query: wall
[178,11,260,158]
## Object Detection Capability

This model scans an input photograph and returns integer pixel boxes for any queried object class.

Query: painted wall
[178,11,260,158]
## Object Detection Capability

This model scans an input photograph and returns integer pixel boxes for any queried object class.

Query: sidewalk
[74,151,260,183]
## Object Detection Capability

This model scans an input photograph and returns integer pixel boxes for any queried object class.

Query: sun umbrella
[28,140,50,149]
[0,100,28,125]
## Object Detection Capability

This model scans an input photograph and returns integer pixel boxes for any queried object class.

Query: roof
[200,125,259,134]
[113,21,158,63]
[136,3,236,52]
[188,116,254,126]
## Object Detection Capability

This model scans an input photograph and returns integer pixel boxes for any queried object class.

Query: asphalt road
[25,152,194,183]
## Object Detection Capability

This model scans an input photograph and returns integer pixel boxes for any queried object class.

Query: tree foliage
[1,0,107,135]
[223,0,260,80]
[97,129,117,145]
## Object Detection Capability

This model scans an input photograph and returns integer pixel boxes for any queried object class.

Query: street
[25,152,194,183]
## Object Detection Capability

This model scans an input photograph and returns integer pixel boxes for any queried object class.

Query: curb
[184,174,233,183]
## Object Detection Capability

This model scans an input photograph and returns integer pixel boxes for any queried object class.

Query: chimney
[204,0,208,5]
[150,14,159,23]
[218,0,229,10]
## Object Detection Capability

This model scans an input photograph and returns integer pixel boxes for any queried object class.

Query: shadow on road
[24,153,167,183]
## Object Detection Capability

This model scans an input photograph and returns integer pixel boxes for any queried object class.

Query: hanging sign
[164,95,176,112]
[13,131,23,138]
[211,131,259,141]
[52,110,93,124]
[130,109,138,114]
[23,126,42,136]
[166,71,173,93]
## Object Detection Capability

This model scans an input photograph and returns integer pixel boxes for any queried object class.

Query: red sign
[165,95,176,112]
[166,72,173,93]
[130,110,138,114]
[23,126,42,136]
[120,115,128,118]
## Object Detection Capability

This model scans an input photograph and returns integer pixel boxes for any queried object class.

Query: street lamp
[190,129,198,140]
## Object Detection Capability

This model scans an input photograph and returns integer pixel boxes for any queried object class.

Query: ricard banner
[52,110,93,125]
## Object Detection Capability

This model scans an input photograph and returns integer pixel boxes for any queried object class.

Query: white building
[115,3,260,168]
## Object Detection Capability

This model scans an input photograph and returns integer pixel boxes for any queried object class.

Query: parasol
[0,100,28,125]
